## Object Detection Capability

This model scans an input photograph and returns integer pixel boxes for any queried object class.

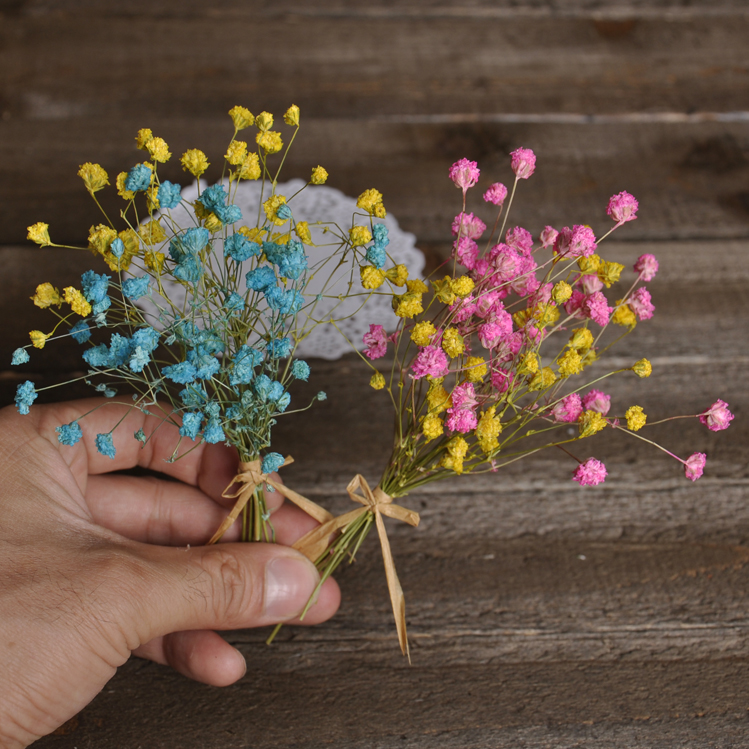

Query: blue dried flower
[82,344,111,368]
[122,275,150,301]
[181,227,211,255]
[317,391,327,401]
[366,244,387,269]
[275,392,291,412]
[276,204,292,220]
[125,164,152,192]
[15,380,37,414]
[131,327,160,353]
[246,266,277,292]
[158,181,182,210]
[95,433,116,458]
[291,359,310,381]
[110,238,125,259]
[262,452,285,474]
[179,411,203,440]
[81,270,110,304]
[373,223,389,247]
[267,337,292,359]
[230,345,263,385]
[163,361,198,384]
[203,418,225,444]
[224,291,245,316]
[224,234,260,262]
[187,349,220,380]
[173,256,203,283]
[179,383,209,407]
[70,320,92,344]
[56,422,82,446]
[11,348,30,365]
[108,333,132,367]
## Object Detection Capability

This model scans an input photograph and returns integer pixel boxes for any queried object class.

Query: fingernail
[264,554,320,621]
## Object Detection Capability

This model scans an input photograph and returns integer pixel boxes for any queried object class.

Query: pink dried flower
[578,273,604,295]
[505,226,534,255]
[454,236,479,270]
[510,147,536,179]
[411,345,449,379]
[474,290,505,320]
[483,182,508,206]
[572,458,608,486]
[362,324,388,360]
[452,212,486,240]
[555,225,597,259]
[582,291,612,326]
[684,452,706,481]
[446,382,479,433]
[493,332,523,363]
[530,282,553,307]
[564,289,586,318]
[449,294,477,323]
[478,320,512,349]
[607,191,639,224]
[629,287,655,321]
[582,389,611,415]
[699,399,734,432]
[510,254,540,296]
[552,393,583,423]
[491,367,515,393]
[488,244,521,283]
[539,226,559,248]
[449,158,481,192]
[634,253,659,282]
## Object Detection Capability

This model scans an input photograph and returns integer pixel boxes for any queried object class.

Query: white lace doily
[136,179,423,360]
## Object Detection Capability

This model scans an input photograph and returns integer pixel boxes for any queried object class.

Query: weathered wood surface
[1,1,747,746]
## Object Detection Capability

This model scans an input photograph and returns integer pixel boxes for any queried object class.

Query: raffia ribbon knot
[208,456,334,545]
[293,474,420,658]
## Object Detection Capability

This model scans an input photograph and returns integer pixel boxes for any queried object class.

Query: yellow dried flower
[612,302,637,328]
[552,280,572,304]
[441,327,464,358]
[370,372,386,390]
[63,287,92,317]
[426,379,451,414]
[632,358,652,378]
[116,172,136,201]
[432,276,456,305]
[357,188,385,217]
[135,128,154,149]
[204,213,223,232]
[77,162,109,195]
[393,291,423,319]
[88,224,118,255]
[233,152,261,181]
[255,111,274,132]
[625,405,647,432]
[256,130,283,154]
[27,222,51,246]
[385,264,408,287]
[310,165,328,184]
[31,282,62,309]
[422,414,444,442]
[464,356,487,383]
[239,226,267,244]
[599,260,625,288]
[568,327,594,352]
[578,410,607,438]
[440,435,469,474]
[577,254,601,275]
[146,137,171,163]
[229,105,254,130]
[145,250,166,275]
[557,349,583,377]
[225,140,248,166]
[181,149,210,178]
[263,194,289,226]
[283,104,300,126]
[138,219,167,246]
[361,265,386,289]
[29,330,51,349]
[146,185,160,212]
[518,352,539,375]
[271,232,290,245]
[528,366,557,391]
[411,320,436,347]
[406,278,428,294]
[451,275,474,298]
[349,225,372,247]
[476,406,502,454]
[295,221,312,244]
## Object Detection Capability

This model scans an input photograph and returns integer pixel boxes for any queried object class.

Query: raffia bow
[292,474,420,659]
[208,456,334,545]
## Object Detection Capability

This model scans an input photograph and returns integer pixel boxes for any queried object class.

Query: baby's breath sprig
[297,150,734,655]
[14,104,380,545]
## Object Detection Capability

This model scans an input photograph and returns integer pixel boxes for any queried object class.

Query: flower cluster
[14,105,373,541]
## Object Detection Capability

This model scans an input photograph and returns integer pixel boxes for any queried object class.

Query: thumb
[124,542,321,647]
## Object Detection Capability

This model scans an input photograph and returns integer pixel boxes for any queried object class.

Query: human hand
[0,399,340,747]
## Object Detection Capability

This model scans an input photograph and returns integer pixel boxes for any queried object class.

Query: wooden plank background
[1,1,747,747]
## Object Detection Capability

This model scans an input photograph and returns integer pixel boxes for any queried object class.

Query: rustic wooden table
[1,2,748,746]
